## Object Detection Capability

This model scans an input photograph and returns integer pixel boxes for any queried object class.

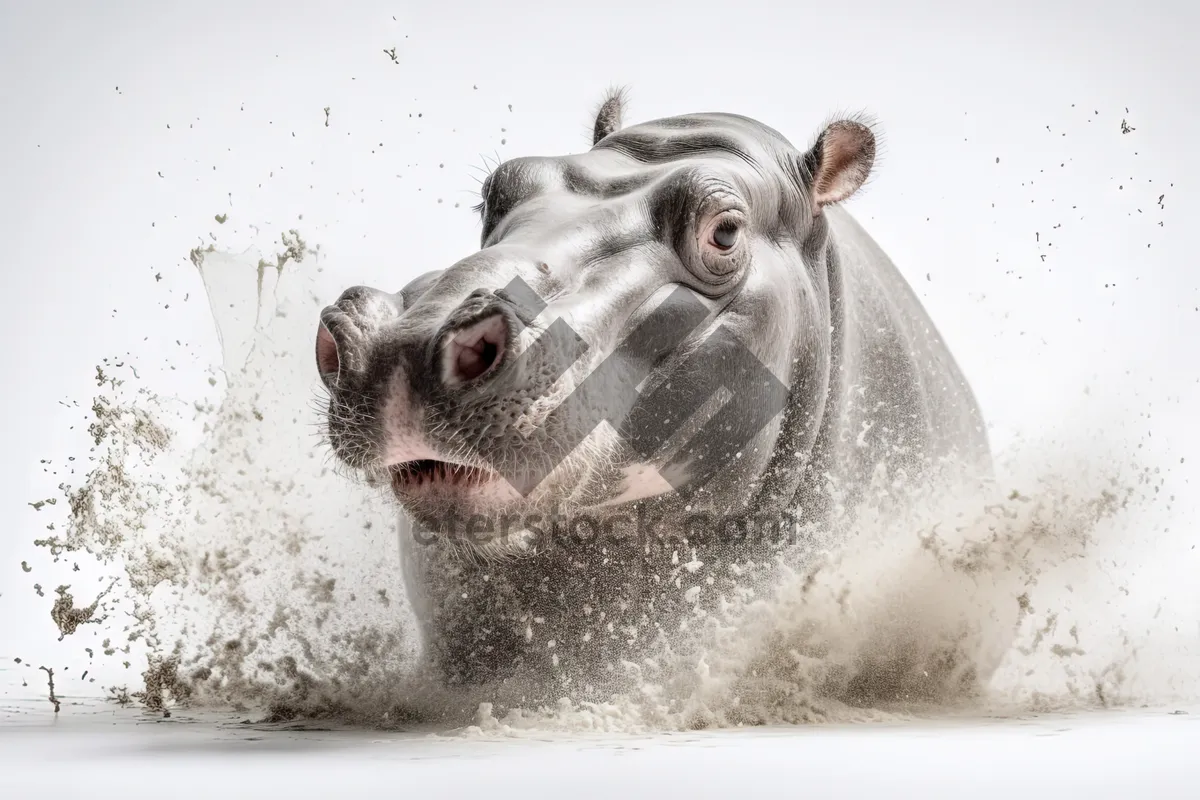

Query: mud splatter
[49,583,114,640]
[139,652,192,712]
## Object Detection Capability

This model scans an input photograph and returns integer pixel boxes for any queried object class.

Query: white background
[0,1,1197,789]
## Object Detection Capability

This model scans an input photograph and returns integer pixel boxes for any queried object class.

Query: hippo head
[316,90,876,553]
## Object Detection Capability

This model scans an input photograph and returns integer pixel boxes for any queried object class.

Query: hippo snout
[316,283,521,394]
[315,272,556,523]
[315,285,403,389]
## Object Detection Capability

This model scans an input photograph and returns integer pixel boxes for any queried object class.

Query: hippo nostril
[315,322,341,384]
[442,312,509,385]
[460,338,499,380]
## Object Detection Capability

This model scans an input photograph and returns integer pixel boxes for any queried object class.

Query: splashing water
[25,235,1200,735]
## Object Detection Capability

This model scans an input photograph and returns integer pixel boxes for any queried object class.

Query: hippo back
[806,206,989,517]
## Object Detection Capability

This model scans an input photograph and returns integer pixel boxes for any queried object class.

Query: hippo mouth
[388,459,499,492]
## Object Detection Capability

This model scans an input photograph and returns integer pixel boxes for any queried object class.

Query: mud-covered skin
[317,91,989,691]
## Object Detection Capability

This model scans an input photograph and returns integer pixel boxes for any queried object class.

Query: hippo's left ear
[801,117,877,210]
[592,86,628,145]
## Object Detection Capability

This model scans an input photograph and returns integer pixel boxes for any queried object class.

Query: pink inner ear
[813,121,875,208]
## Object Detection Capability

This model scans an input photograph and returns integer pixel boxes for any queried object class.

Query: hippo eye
[711,222,740,250]
[692,208,747,284]
[702,213,744,255]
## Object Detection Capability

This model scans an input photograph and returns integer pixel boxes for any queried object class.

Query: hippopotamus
[315,91,989,693]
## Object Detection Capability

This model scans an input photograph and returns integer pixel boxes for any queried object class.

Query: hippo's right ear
[800,117,877,211]
[592,86,628,145]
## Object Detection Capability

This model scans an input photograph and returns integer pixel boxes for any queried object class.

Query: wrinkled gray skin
[316,91,989,696]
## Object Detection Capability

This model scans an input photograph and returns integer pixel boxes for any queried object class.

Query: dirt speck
[39,666,60,713]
